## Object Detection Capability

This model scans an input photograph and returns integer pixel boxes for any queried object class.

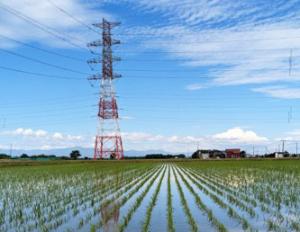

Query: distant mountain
[7,147,175,157]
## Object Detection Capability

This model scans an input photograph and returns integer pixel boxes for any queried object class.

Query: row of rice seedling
[208,169,297,230]
[172,165,227,232]
[142,165,166,232]
[186,168,276,228]
[172,166,198,232]
[178,167,253,231]
[186,168,257,218]
[180,160,300,232]
[118,165,166,231]
[1,166,126,230]
[186,168,257,214]
[81,166,162,231]
[167,166,175,232]
[0,161,160,232]
[43,169,145,230]
[61,166,159,231]
[31,167,153,231]
[95,166,163,229]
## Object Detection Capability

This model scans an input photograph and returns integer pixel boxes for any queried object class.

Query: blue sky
[1,0,300,154]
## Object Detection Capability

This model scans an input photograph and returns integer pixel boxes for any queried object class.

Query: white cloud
[213,127,268,144]
[122,127,268,152]
[0,128,85,149]
[185,83,207,91]
[35,130,48,137]
[3,128,48,137]
[52,132,64,140]
[118,1,300,91]
[253,86,300,99]
[0,0,111,49]
[0,127,271,153]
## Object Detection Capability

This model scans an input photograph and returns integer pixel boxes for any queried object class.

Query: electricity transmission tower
[87,18,124,160]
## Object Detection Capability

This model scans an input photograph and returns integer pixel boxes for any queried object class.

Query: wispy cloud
[119,1,300,92]
[253,85,300,99]
[0,0,111,49]
[185,83,207,91]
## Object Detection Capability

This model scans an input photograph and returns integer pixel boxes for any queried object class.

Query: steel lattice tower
[87,18,124,160]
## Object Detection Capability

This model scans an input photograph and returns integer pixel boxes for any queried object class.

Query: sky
[1,0,300,155]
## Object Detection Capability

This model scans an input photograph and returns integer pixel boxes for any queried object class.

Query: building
[192,150,210,159]
[192,150,226,159]
[210,150,226,159]
[275,152,284,158]
[225,149,241,158]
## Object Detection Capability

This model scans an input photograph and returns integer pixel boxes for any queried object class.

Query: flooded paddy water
[0,159,300,232]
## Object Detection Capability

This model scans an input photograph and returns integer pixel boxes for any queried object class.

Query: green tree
[20,154,29,159]
[70,150,81,160]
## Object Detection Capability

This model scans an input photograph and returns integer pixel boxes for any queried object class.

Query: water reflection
[101,200,120,232]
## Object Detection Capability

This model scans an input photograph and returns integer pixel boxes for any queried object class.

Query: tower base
[94,135,124,160]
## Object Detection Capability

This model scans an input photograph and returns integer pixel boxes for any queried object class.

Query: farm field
[0,160,300,232]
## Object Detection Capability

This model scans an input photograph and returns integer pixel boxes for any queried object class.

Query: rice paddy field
[0,159,300,232]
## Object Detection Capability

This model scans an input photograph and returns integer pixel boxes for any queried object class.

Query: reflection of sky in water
[2,164,300,232]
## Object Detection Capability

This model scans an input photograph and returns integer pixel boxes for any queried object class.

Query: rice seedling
[173,167,227,232]
[1,160,300,231]
[142,165,165,232]
[172,166,198,232]
[179,167,253,231]
[118,166,166,232]
[167,166,175,232]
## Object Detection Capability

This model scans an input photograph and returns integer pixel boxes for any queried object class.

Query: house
[225,149,241,158]
[265,152,290,158]
[210,150,226,159]
[192,150,225,159]
[275,152,284,158]
[192,150,210,159]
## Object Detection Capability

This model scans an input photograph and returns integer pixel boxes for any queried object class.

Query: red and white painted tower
[87,18,124,160]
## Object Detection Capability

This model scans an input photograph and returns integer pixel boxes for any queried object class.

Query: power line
[0,34,85,62]
[0,65,85,80]
[116,67,297,74]
[0,93,291,109]
[113,47,299,54]
[112,27,300,37]
[120,35,300,45]
[0,2,88,52]
[42,0,300,47]
[0,48,90,75]
[46,0,100,35]
[1,62,298,84]
[120,54,300,63]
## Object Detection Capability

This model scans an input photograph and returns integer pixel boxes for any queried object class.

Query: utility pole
[252,145,255,157]
[265,146,268,155]
[296,142,298,156]
[281,140,286,153]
